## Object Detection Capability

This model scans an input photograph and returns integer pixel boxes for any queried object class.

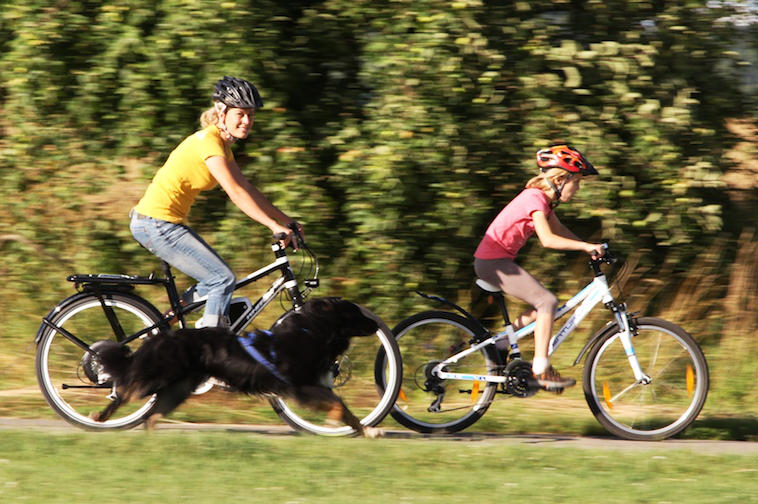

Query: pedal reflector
[602,382,613,410]
[686,364,694,396]
[398,388,408,402]
[471,381,480,402]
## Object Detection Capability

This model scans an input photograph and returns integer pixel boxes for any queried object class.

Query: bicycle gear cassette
[504,359,539,398]
[80,340,120,386]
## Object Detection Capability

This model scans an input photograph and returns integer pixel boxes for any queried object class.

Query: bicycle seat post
[475,279,521,361]
[161,261,186,327]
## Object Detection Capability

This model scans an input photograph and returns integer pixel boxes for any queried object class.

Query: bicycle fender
[572,321,620,366]
[413,291,489,335]
[34,292,95,345]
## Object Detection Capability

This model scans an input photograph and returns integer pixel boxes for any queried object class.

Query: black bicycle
[35,227,402,436]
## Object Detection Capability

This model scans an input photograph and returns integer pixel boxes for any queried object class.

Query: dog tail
[93,340,132,383]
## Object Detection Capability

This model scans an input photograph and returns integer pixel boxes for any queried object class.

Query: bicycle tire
[583,317,709,441]
[269,304,402,436]
[376,311,499,434]
[35,291,162,430]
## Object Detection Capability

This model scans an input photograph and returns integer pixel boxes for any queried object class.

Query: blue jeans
[129,211,236,327]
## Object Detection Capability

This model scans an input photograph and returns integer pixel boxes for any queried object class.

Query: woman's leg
[130,213,236,327]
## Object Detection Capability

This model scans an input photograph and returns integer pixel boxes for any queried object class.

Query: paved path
[2,417,757,455]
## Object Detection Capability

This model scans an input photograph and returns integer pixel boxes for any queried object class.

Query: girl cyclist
[130,76,302,328]
[473,145,603,391]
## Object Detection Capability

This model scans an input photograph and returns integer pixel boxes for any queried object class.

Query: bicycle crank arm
[434,370,507,383]
[62,383,111,390]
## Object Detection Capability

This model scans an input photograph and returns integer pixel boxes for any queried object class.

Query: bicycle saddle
[475,279,500,293]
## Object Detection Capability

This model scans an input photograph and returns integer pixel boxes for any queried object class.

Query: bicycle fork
[609,303,651,385]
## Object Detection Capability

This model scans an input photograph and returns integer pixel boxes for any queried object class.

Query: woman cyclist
[473,145,603,391]
[130,76,302,329]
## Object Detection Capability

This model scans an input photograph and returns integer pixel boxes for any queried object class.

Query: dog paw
[362,427,384,439]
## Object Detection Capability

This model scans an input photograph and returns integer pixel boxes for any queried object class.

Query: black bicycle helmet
[212,76,263,109]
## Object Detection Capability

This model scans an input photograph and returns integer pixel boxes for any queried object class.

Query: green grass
[1,429,757,504]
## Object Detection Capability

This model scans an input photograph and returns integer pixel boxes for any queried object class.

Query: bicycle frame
[40,241,311,349]
[432,272,649,385]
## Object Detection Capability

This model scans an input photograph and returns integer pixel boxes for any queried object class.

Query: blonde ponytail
[525,168,571,202]
[200,107,219,128]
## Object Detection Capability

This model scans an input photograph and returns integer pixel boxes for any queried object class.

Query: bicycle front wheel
[377,311,499,434]
[583,317,709,440]
[35,291,162,430]
[269,304,402,436]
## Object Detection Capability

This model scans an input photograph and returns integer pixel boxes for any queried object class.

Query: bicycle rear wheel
[583,317,709,440]
[35,291,162,430]
[376,311,499,434]
[269,304,402,436]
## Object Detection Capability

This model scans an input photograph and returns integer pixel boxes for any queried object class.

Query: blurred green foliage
[0,0,755,321]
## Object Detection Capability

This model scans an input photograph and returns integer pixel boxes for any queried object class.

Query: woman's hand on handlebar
[271,220,304,250]
[271,222,296,250]
[288,220,305,243]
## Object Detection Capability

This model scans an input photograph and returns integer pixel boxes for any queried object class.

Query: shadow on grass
[683,416,758,441]
[378,416,758,442]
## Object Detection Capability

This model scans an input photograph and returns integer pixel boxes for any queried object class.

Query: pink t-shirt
[474,188,553,259]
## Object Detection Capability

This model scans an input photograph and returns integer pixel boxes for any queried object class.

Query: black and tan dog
[92,298,382,436]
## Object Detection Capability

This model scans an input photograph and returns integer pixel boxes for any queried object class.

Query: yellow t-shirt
[134,125,233,223]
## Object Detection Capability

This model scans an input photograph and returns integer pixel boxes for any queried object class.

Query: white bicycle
[375,244,709,441]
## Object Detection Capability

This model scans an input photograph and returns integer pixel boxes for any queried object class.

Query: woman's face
[559,175,582,202]
[223,107,255,139]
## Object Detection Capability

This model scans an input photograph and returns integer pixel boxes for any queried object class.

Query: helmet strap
[546,178,562,207]
[214,101,240,143]
[545,172,572,208]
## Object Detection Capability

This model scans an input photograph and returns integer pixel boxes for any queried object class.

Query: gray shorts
[473,257,557,314]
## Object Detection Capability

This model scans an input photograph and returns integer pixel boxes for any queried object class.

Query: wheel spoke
[272,304,401,436]
[381,311,497,434]
[36,293,161,430]
[583,318,708,440]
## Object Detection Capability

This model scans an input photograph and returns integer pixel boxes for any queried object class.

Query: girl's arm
[548,212,582,241]
[532,210,602,255]
[205,156,297,238]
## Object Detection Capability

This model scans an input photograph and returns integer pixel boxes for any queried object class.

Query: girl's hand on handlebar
[585,243,606,259]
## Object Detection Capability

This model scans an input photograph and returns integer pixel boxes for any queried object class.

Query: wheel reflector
[686,364,694,396]
[602,382,613,410]
[398,388,408,402]
[471,381,480,402]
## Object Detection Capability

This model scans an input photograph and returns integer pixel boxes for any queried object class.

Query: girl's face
[223,107,255,139]
[559,175,582,202]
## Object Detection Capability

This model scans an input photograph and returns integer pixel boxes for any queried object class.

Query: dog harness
[237,330,291,385]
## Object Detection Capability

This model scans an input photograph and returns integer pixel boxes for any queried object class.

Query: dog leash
[237,330,291,385]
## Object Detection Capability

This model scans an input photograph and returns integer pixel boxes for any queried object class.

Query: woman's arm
[532,210,602,255]
[205,155,295,236]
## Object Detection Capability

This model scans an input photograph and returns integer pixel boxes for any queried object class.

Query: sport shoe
[191,377,215,395]
[535,366,576,392]
[191,377,230,395]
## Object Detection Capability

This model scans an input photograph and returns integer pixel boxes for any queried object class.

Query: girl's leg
[474,258,573,388]
[130,213,236,327]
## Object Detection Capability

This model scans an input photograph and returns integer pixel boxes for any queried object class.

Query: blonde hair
[525,168,572,201]
[200,106,220,128]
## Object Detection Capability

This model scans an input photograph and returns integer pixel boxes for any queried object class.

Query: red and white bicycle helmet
[536,145,598,176]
